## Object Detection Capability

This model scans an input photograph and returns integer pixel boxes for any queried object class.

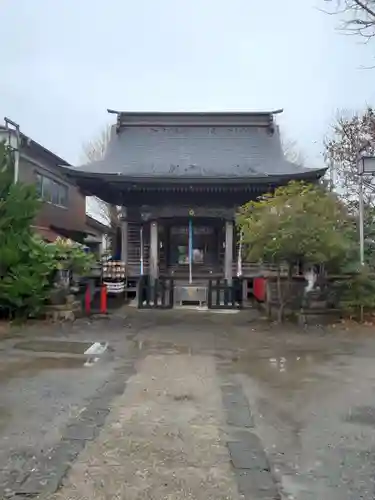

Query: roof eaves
[86,214,113,233]
[62,167,327,185]
[2,126,71,167]
[21,133,71,167]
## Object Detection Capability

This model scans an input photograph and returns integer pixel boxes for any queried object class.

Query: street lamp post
[358,156,375,266]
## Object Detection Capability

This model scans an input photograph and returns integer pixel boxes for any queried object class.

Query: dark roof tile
[74,121,320,179]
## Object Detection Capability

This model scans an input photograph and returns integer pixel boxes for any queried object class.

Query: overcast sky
[1,0,374,167]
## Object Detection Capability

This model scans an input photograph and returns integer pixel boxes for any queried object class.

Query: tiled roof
[71,111,323,179]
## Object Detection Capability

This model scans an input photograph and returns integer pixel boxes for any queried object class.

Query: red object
[253,277,266,301]
[100,284,107,314]
[85,285,91,315]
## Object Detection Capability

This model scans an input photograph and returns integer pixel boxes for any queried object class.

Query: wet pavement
[0,310,375,498]
[0,315,135,498]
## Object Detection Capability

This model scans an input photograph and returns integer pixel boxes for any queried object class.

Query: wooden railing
[127,258,299,279]
[233,262,300,277]
[166,263,222,277]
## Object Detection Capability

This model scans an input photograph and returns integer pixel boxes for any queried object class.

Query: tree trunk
[276,267,284,323]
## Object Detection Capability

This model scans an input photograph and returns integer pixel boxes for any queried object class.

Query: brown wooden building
[61,110,325,295]
[0,122,109,246]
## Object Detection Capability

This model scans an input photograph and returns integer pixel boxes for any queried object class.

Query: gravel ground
[2,309,375,499]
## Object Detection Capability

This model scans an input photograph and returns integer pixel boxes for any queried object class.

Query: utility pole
[4,117,20,183]
[359,172,365,266]
[358,155,375,266]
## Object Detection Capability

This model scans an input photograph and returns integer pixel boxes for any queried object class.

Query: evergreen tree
[0,142,55,317]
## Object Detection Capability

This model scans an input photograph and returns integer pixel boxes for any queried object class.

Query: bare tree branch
[324,107,375,208]
[82,125,120,230]
[281,134,305,166]
[82,126,112,163]
[324,0,375,39]
[352,0,375,19]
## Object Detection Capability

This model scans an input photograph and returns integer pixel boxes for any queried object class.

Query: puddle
[134,339,193,354]
[84,342,108,356]
[84,342,108,366]
[8,341,110,373]
[13,340,94,355]
[0,356,86,383]
[229,351,334,389]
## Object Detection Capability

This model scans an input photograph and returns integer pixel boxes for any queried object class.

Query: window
[35,173,68,207]
[35,174,43,198]
[58,184,68,207]
[42,176,53,203]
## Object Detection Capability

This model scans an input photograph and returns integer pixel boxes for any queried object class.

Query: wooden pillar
[224,220,233,284]
[121,208,128,265]
[150,220,158,281]
[120,208,128,264]
[165,224,170,271]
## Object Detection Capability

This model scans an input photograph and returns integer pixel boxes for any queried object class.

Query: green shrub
[0,142,57,318]
[335,268,375,318]
[50,237,95,275]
